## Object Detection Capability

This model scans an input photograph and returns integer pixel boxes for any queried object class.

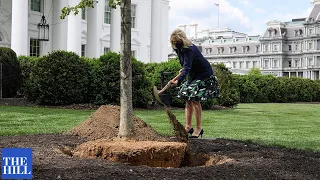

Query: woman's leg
[185,100,193,132]
[192,101,202,135]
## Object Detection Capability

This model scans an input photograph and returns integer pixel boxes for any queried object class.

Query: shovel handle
[158,70,182,94]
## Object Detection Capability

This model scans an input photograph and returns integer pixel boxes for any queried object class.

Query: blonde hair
[170,29,193,49]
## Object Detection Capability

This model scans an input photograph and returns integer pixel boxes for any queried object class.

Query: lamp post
[37,15,49,41]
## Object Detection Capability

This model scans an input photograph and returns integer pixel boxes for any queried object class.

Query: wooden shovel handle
[158,69,182,94]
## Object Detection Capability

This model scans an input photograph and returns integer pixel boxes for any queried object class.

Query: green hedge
[18,56,38,97]
[89,52,152,108]
[27,51,91,105]
[236,73,320,103]
[0,47,22,98]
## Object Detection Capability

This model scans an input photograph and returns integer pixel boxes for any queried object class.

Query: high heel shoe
[186,127,194,134]
[189,129,204,138]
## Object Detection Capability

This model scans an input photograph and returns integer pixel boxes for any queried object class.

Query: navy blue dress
[174,44,219,101]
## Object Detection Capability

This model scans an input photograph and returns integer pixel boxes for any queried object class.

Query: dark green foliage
[18,56,39,97]
[211,63,240,108]
[235,74,320,103]
[28,51,91,105]
[90,52,152,108]
[0,47,22,98]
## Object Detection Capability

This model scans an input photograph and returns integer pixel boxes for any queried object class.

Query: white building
[169,0,320,80]
[0,0,169,63]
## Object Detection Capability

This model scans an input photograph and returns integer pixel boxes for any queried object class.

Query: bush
[18,56,39,97]
[90,52,152,108]
[27,51,91,105]
[0,47,22,98]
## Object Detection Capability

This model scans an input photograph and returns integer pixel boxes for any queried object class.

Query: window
[131,50,136,58]
[264,60,269,68]
[233,62,237,68]
[31,0,42,12]
[239,61,244,69]
[265,44,269,52]
[253,61,257,68]
[273,59,278,68]
[104,47,110,54]
[30,39,40,57]
[104,0,111,24]
[308,57,313,66]
[308,42,313,50]
[205,48,212,54]
[273,44,279,51]
[309,28,314,35]
[82,8,86,20]
[256,45,260,53]
[81,45,86,57]
[131,4,137,28]
[246,61,250,69]
[288,60,292,68]
[295,60,299,67]
[288,45,292,51]
[295,44,299,51]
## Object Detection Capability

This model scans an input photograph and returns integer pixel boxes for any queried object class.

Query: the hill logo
[1,148,32,179]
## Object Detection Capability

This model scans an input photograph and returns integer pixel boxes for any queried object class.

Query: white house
[0,0,169,63]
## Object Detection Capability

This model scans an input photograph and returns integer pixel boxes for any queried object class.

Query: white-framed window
[104,47,110,54]
[104,0,111,24]
[131,4,137,28]
[205,48,212,54]
[295,44,299,51]
[131,50,136,58]
[309,28,314,35]
[239,61,244,69]
[273,44,279,51]
[81,45,86,57]
[264,60,269,68]
[253,61,257,68]
[246,61,250,69]
[265,44,269,52]
[308,42,313,50]
[295,59,299,67]
[273,59,278,68]
[256,45,260,53]
[288,45,292,51]
[30,38,40,57]
[31,0,42,12]
[233,62,237,68]
[308,57,313,66]
[288,60,292,68]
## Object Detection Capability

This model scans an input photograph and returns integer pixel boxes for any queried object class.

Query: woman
[169,29,219,138]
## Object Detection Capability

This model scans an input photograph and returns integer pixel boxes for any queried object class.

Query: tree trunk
[118,0,134,138]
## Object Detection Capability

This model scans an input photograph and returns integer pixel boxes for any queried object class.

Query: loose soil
[0,104,319,179]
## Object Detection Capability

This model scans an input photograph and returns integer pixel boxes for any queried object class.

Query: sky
[168,0,313,38]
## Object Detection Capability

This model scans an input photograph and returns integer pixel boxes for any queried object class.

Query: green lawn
[134,103,320,152]
[0,106,94,136]
[0,104,319,152]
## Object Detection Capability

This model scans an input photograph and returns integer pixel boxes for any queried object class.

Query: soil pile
[68,105,167,141]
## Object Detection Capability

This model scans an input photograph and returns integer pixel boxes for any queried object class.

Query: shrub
[18,56,39,97]
[0,47,22,98]
[28,51,91,105]
[90,52,152,108]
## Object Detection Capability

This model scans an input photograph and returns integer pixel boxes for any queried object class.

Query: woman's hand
[169,79,178,87]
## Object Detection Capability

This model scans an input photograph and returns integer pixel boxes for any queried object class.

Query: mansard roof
[308,3,320,22]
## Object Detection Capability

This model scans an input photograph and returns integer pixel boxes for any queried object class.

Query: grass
[0,103,319,152]
[0,106,94,136]
[134,103,320,152]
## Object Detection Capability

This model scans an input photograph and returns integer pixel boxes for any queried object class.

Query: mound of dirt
[68,105,167,142]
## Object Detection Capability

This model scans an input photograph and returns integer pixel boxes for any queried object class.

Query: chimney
[189,24,198,39]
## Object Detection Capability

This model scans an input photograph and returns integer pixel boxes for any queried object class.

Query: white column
[11,0,28,56]
[150,0,162,63]
[161,1,169,62]
[67,0,82,55]
[110,6,121,53]
[87,1,103,58]
[52,0,68,51]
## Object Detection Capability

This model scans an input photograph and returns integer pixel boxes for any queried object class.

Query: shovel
[153,70,182,106]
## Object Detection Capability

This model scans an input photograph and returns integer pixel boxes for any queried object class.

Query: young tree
[61,0,134,139]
